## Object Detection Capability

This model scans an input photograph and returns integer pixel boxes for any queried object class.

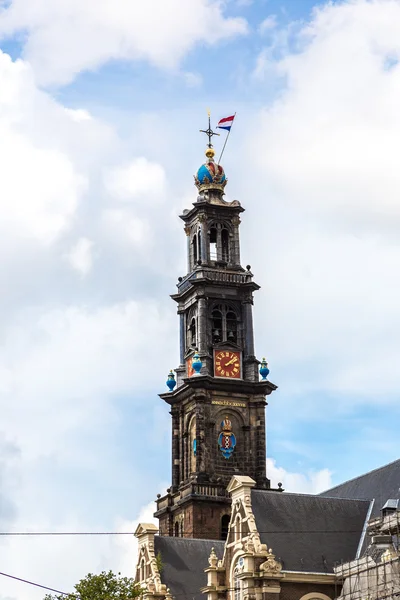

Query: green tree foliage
[155,551,164,574]
[44,570,141,600]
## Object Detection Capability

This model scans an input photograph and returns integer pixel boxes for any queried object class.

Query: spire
[195,111,227,193]
[154,120,278,541]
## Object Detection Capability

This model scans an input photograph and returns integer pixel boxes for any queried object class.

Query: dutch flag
[216,114,235,132]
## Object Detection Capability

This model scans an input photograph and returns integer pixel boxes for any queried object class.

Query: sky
[0,0,399,597]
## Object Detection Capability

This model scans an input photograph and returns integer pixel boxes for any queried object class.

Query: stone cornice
[281,571,336,584]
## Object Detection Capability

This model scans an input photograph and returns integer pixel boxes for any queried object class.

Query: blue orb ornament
[194,148,227,192]
[259,358,270,380]
[166,370,176,391]
[192,352,202,375]
[196,163,226,186]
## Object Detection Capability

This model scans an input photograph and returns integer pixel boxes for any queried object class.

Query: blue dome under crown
[194,148,227,192]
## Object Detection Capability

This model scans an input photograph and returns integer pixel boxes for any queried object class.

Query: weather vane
[200,108,219,148]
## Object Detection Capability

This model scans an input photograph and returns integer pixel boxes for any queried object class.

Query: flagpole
[217,112,236,164]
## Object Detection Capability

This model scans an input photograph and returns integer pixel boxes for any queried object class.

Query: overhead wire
[0,528,386,535]
[0,569,72,596]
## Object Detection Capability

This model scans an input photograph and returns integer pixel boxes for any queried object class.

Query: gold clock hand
[225,357,237,367]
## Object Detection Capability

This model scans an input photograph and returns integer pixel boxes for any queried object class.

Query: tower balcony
[173,266,259,301]
[155,481,230,516]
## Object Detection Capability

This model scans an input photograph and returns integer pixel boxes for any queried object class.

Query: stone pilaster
[243,299,255,358]
[197,296,207,359]
[254,404,268,487]
[231,216,241,266]
[243,297,259,382]
[179,312,185,364]
[171,408,180,490]
[200,215,208,264]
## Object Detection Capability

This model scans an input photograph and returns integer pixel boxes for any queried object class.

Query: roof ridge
[252,489,370,502]
[320,458,400,495]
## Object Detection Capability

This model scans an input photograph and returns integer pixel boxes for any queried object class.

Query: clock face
[186,357,196,378]
[214,350,241,379]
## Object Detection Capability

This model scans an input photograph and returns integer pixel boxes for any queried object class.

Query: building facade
[134,129,400,600]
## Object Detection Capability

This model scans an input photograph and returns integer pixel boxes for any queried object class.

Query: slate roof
[319,459,400,521]
[154,536,224,600]
[251,489,371,573]
[153,460,400,597]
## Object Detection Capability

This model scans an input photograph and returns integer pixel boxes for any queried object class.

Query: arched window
[186,307,198,351]
[226,311,237,343]
[233,559,244,600]
[189,417,196,473]
[189,317,196,347]
[174,521,179,537]
[212,309,223,343]
[209,227,217,260]
[221,227,229,262]
[221,514,230,541]
[235,515,241,542]
[140,558,146,581]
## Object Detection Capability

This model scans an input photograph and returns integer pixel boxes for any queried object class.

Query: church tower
[155,121,278,540]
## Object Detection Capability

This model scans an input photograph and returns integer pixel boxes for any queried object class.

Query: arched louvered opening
[192,233,197,266]
[226,311,237,343]
[221,514,230,541]
[221,227,229,262]
[198,228,202,263]
[212,309,223,343]
[189,317,196,348]
[209,227,217,260]
[211,304,240,345]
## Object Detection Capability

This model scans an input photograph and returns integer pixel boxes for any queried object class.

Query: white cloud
[65,237,94,276]
[0,53,86,243]
[102,209,151,247]
[105,157,166,202]
[267,458,332,494]
[0,298,174,599]
[258,15,277,34]
[253,0,400,226]
[242,0,400,397]
[252,19,299,80]
[64,107,93,122]
[183,71,203,88]
[1,301,174,458]
[0,130,83,243]
[0,0,248,86]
